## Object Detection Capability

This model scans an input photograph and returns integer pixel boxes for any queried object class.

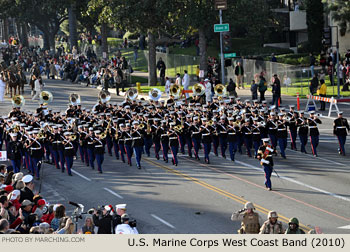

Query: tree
[306,0,324,53]
[324,0,350,36]
[110,0,182,85]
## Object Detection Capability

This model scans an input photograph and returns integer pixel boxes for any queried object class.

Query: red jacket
[11,199,21,211]
[41,213,54,224]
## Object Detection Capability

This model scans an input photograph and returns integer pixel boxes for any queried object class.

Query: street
[1,78,350,234]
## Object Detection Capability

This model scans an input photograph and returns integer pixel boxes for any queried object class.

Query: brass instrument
[126,88,138,100]
[99,132,107,139]
[192,83,205,96]
[174,125,183,133]
[11,95,25,107]
[149,88,162,101]
[99,90,111,103]
[138,123,145,129]
[207,120,214,126]
[170,84,182,99]
[39,91,53,104]
[70,134,77,141]
[214,84,226,97]
[69,93,81,106]
[146,120,151,134]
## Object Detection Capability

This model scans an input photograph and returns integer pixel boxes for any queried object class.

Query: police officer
[231,202,261,234]
[257,138,275,191]
[7,133,23,173]
[259,211,284,234]
[333,111,349,155]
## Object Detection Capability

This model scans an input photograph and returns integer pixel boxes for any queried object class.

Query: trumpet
[100,132,107,139]
[138,123,145,129]
[173,125,183,133]
[70,134,77,141]
[207,120,214,126]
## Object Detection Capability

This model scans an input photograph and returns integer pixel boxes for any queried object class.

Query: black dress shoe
[99,171,103,174]
[138,166,141,169]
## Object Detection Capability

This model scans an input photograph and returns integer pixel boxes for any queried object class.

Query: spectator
[51,204,66,231]
[258,75,267,102]
[115,214,138,234]
[310,74,319,95]
[92,205,113,234]
[165,77,171,97]
[19,175,34,203]
[318,79,327,111]
[310,53,315,77]
[234,61,244,89]
[34,199,46,219]
[226,78,237,98]
[81,216,95,234]
[0,219,9,234]
[250,80,258,100]
[271,74,281,109]
[328,61,334,86]
[156,57,166,86]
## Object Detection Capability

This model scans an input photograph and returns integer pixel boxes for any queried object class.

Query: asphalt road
[1,78,350,234]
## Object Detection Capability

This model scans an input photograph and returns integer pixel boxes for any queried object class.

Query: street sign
[224,53,236,58]
[214,24,229,32]
[215,0,227,10]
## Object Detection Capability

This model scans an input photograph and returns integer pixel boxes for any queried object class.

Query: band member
[287,106,298,150]
[63,132,74,176]
[117,124,126,163]
[276,113,288,159]
[94,131,105,173]
[168,123,179,166]
[131,121,144,169]
[183,115,193,157]
[7,133,23,173]
[297,111,308,154]
[217,116,228,158]
[29,130,43,180]
[333,111,350,156]
[86,128,96,169]
[266,112,278,151]
[152,119,161,160]
[211,118,220,156]
[143,116,153,157]
[251,118,262,158]
[122,123,133,166]
[159,120,170,163]
[57,126,66,172]
[190,117,201,160]
[110,120,120,160]
[257,138,275,191]
[227,118,238,161]
[200,118,212,164]
[241,119,253,157]
[308,111,322,157]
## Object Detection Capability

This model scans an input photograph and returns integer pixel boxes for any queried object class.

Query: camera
[129,219,137,228]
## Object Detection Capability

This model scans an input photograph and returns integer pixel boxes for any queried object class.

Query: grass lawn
[125,85,166,94]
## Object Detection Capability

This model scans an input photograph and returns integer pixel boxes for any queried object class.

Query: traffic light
[222,32,231,53]
[322,26,332,47]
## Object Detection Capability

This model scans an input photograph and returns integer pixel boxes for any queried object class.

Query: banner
[0,151,7,161]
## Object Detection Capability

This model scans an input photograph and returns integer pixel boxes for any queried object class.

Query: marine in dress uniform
[297,111,308,153]
[287,106,298,150]
[168,123,179,166]
[94,131,105,173]
[7,133,23,173]
[241,119,253,157]
[63,132,74,176]
[159,121,170,163]
[190,117,201,160]
[86,128,96,169]
[333,112,349,156]
[29,131,42,180]
[276,113,288,159]
[200,118,212,164]
[217,116,228,158]
[257,138,275,190]
[122,123,133,166]
[308,111,322,157]
[131,121,144,169]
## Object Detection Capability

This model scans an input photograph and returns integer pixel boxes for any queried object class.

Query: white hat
[10,190,21,200]
[22,175,33,183]
[10,133,17,137]
[262,138,270,142]
[116,204,127,210]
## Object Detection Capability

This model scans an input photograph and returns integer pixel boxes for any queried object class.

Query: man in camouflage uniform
[231,202,260,234]
[259,210,284,234]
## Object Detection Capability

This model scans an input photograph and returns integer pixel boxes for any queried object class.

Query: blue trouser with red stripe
[192,138,200,159]
[65,156,73,175]
[161,141,169,161]
[118,143,125,162]
[299,134,308,153]
[144,138,153,157]
[124,144,133,165]
[337,135,346,155]
[228,141,238,161]
[58,150,65,171]
[170,145,178,165]
[263,164,273,189]
[11,159,21,173]
[134,146,143,167]
[95,153,104,172]
[219,136,227,157]
[310,135,319,156]
[113,141,120,159]
[203,142,211,162]
[31,157,41,178]
[185,136,192,157]
[87,148,95,168]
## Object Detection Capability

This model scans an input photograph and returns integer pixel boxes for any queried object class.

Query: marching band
[0,86,349,190]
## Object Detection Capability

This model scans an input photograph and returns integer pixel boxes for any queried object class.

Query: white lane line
[151,214,176,229]
[285,149,346,166]
[71,169,92,181]
[338,225,350,229]
[104,188,124,199]
[235,160,350,203]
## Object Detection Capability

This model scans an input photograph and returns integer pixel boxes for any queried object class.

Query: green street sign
[224,53,236,58]
[214,24,229,32]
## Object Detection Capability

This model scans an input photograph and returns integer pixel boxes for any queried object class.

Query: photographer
[115,214,139,234]
[92,205,113,234]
